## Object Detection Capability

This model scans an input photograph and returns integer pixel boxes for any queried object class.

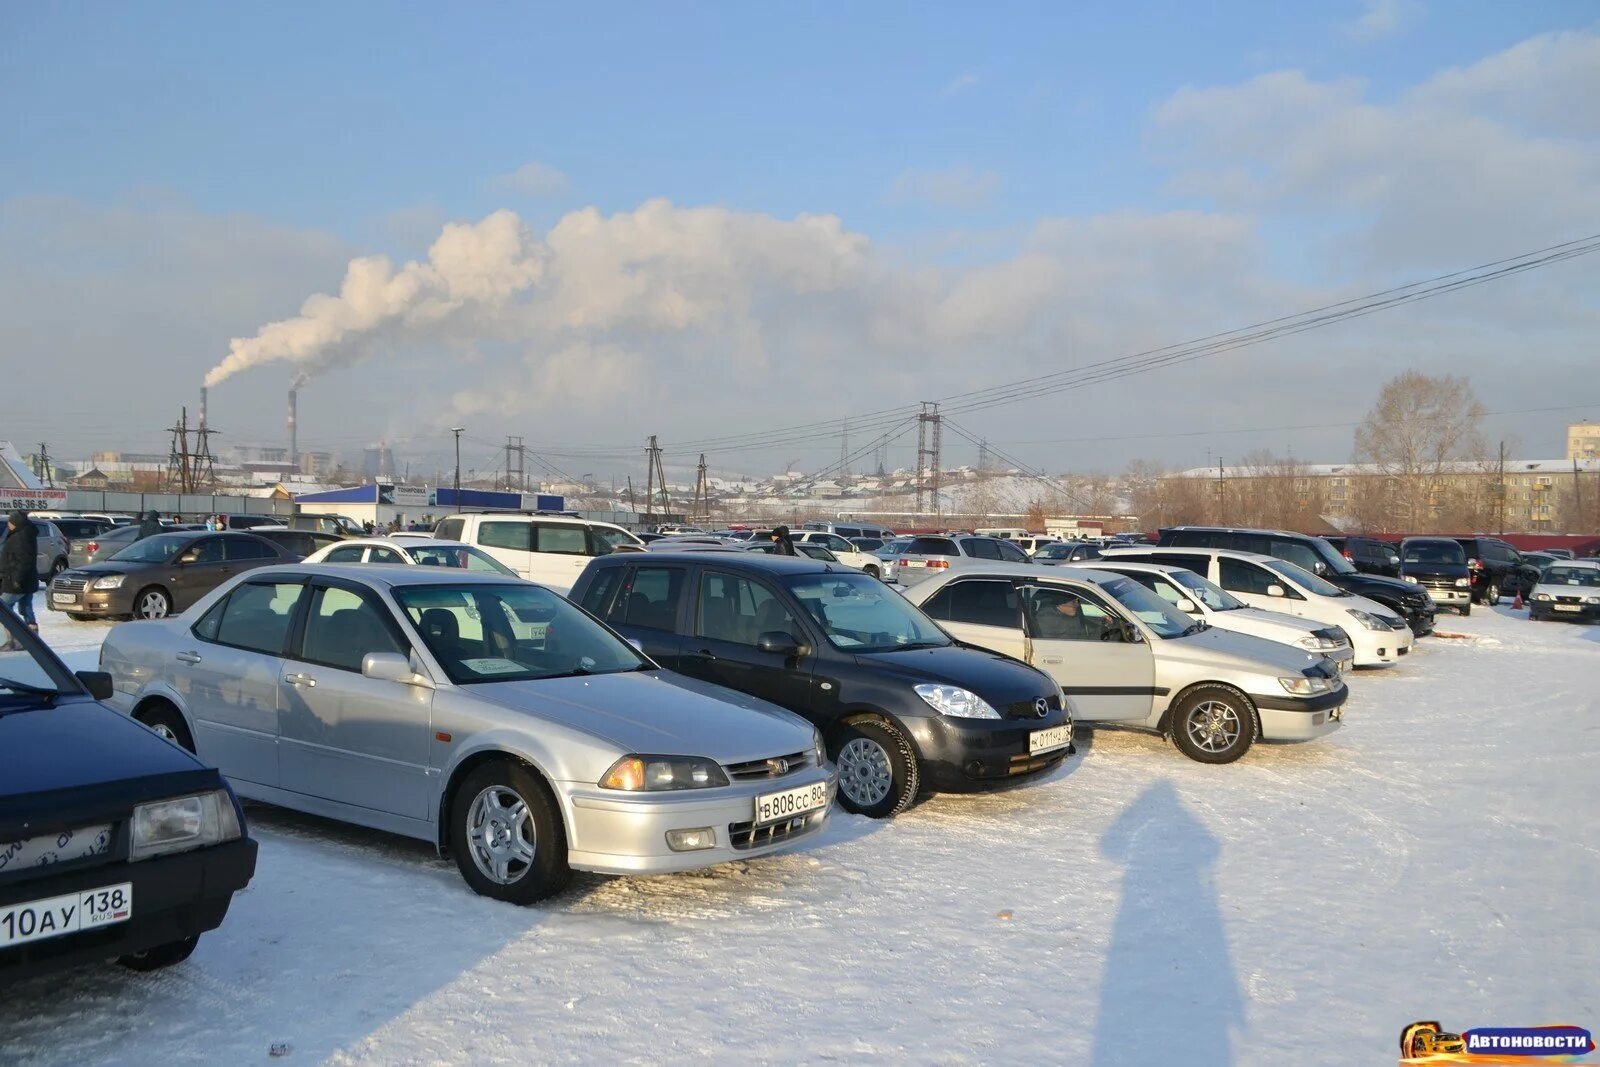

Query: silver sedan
[98,565,834,903]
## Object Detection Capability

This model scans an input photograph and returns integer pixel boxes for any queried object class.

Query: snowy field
[4,598,1597,1066]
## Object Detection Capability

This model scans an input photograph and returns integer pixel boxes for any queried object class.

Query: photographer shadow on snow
[1092,780,1244,1067]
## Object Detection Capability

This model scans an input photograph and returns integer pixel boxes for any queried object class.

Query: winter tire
[138,703,195,752]
[833,719,918,818]
[449,761,570,904]
[49,558,67,577]
[864,565,880,579]
[1485,585,1500,607]
[119,935,199,972]
[1459,603,1470,617]
[1170,684,1256,764]
[133,587,172,619]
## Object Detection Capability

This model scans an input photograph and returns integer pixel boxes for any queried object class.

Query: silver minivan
[906,565,1346,763]
[0,517,71,579]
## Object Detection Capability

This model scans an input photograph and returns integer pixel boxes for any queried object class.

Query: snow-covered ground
[4,597,1597,1066]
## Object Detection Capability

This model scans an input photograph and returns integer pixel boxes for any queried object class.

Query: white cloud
[889,166,1003,208]
[489,161,571,197]
[1345,0,1421,41]
[941,72,979,97]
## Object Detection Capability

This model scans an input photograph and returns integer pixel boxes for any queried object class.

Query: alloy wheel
[466,785,536,885]
[837,737,893,808]
[150,723,177,742]
[1185,700,1241,753]
[137,591,170,619]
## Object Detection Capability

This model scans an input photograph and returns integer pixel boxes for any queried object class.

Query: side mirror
[627,638,644,652]
[76,670,114,701]
[363,651,432,688]
[1266,584,1286,598]
[178,551,198,565]
[1313,562,1327,574]
[756,631,807,658]
[1175,597,1197,613]
[1388,555,1400,565]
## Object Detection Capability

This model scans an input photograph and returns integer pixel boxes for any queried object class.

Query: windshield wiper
[0,677,60,704]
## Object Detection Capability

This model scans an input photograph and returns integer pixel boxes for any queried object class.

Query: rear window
[534,524,589,555]
[908,537,958,556]
[478,521,530,551]
[435,517,465,542]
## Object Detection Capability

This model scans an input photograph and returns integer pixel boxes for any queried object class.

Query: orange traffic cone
[1513,589,1524,610]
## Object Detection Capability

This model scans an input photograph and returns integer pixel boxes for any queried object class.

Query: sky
[2,1,1597,482]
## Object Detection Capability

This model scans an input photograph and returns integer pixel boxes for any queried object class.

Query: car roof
[451,512,626,531]
[596,550,837,574]
[245,563,526,588]
[1101,545,1286,565]
[906,564,1122,596]
[329,537,467,549]
[1543,558,1600,569]
[1077,560,1188,577]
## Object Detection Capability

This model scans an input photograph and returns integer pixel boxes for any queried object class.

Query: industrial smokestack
[287,387,298,468]
[199,386,208,429]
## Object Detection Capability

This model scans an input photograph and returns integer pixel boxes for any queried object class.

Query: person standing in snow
[769,525,798,556]
[0,510,40,636]
[135,509,163,541]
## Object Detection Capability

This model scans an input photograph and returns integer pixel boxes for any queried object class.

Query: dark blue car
[0,612,256,983]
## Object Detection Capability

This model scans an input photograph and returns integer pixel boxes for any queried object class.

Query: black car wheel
[864,564,880,579]
[1459,602,1471,616]
[119,935,199,972]
[448,760,570,904]
[49,557,67,577]
[138,702,195,752]
[1485,584,1500,607]
[1169,685,1256,764]
[833,719,919,819]
[133,587,172,619]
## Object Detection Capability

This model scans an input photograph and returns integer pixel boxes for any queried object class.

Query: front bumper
[45,578,134,616]
[1252,687,1346,740]
[563,767,835,875]
[1530,601,1600,621]
[1350,624,1414,666]
[1401,603,1436,636]
[0,838,257,984]
[902,708,1075,791]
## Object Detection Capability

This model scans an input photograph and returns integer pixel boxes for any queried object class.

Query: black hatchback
[571,552,1074,819]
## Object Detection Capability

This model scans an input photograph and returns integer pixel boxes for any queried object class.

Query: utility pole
[1216,457,1225,522]
[626,476,637,514]
[839,420,850,482]
[1574,458,1584,534]
[32,443,54,488]
[163,408,197,494]
[692,453,710,520]
[643,436,669,521]
[916,401,942,519]
[451,427,464,502]
[1497,440,1506,535]
[505,435,526,493]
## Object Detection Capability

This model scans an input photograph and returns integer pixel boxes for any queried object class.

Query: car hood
[1533,581,1599,600]
[1329,571,1424,599]
[61,560,160,576]
[0,698,221,835]
[1400,562,1469,579]
[1163,625,1333,675]
[464,669,815,764]
[1218,605,1336,639]
[856,644,1054,705]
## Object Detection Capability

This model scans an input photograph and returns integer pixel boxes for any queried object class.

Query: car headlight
[914,683,1000,719]
[130,790,242,862]
[91,574,126,590]
[811,729,827,767]
[1279,676,1333,696]
[1586,597,1600,605]
[1344,608,1385,632]
[1403,575,1418,584]
[1534,593,1552,602]
[1297,634,1342,651]
[1454,578,1469,588]
[599,755,730,791]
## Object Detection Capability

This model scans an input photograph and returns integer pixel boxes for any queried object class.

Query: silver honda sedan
[98,565,834,904]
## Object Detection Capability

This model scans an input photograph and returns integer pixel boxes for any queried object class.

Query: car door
[678,568,813,713]
[530,522,592,594]
[474,519,535,579]
[1216,556,1310,617]
[224,535,284,578]
[167,536,235,610]
[277,580,433,820]
[598,563,688,665]
[917,578,1029,660]
[1020,582,1154,721]
[178,577,308,788]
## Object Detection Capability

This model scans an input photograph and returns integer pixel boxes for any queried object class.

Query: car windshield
[876,540,914,556]
[1403,541,1465,565]
[407,544,519,575]
[1097,577,1197,638]
[1038,543,1075,559]
[108,532,194,563]
[1167,569,1244,611]
[396,583,646,684]
[785,572,950,652]
[1542,566,1600,588]
[594,527,642,553]
[1265,558,1344,597]
[0,615,72,703]
[1305,538,1358,575]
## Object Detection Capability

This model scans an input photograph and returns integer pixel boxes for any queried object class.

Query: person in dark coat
[135,509,163,541]
[0,510,40,634]
[769,525,798,556]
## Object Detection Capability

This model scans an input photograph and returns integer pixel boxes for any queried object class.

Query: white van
[801,521,897,541]
[1099,546,1412,666]
[432,513,644,594]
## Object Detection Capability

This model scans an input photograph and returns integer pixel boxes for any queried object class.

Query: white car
[905,565,1346,763]
[432,514,644,594]
[791,531,886,579]
[1099,546,1412,667]
[1013,536,1060,556]
[1528,559,1600,623]
[304,537,519,575]
[1082,560,1355,673]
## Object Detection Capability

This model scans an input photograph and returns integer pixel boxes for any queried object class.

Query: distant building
[1568,422,1600,461]
[362,442,396,481]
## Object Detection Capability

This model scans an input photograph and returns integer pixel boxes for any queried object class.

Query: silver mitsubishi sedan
[97,565,834,904]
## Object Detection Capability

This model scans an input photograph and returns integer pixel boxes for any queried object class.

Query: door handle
[691,648,717,661]
[284,672,317,688]
[175,651,202,665]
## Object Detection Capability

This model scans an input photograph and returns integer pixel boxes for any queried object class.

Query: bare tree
[1352,372,1486,531]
